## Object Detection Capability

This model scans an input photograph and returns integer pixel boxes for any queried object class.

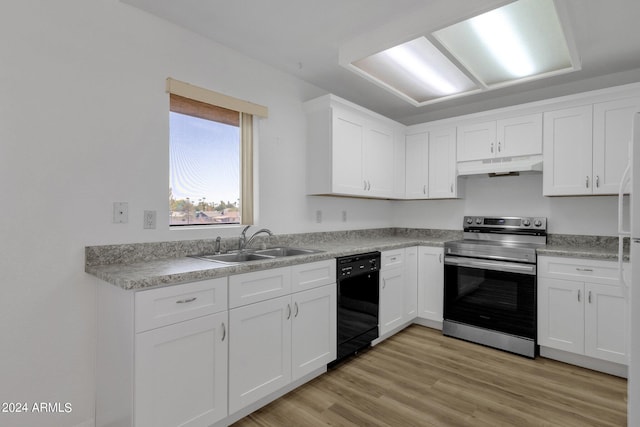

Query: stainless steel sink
[192,252,275,264]
[255,247,324,257]
[191,246,324,264]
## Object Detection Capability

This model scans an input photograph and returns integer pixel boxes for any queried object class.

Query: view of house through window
[169,95,242,226]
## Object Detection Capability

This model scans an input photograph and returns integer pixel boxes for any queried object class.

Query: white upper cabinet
[428,127,457,198]
[457,121,497,162]
[592,97,640,194]
[543,105,593,196]
[305,94,404,199]
[405,127,456,199]
[457,113,542,162]
[497,114,543,158]
[544,96,640,196]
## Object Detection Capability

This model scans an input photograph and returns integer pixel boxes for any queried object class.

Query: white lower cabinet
[135,311,228,427]
[228,261,337,415]
[96,277,229,427]
[379,265,406,335]
[417,246,444,323]
[538,256,629,365]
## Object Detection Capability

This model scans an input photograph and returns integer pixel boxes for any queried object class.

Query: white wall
[395,173,624,235]
[0,2,391,426]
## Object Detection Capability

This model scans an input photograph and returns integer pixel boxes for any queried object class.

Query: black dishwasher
[334,251,380,362]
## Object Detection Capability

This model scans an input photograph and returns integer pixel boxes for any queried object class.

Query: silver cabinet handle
[221,322,226,341]
[286,303,291,320]
[368,181,371,191]
[294,302,299,317]
[490,142,494,153]
[439,253,442,263]
[586,176,589,188]
[578,290,581,302]
[176,297,197,304]
[596,175,600,188]
[423,184,426,194]
[450,184,453,193]
[498,141,501,152]
[364,180,367,191]
[576,268,593,272]
[588,291,592,304]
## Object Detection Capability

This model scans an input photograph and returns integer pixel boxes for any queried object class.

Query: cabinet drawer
[538,256,624,286]
[135,278,228,333]
[229,267,291,308]
[291,260,336,292]
[381,249,404,270]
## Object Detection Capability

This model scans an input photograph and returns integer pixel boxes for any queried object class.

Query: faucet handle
[214,236,221,254]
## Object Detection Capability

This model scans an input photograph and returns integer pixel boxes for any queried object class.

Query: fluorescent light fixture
[433,0,577,87]
[340,0,579,106]
[352,37,478,104]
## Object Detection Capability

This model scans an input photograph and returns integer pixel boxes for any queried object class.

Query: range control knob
[466,217,473,225]
[534,219,543,227]
[475,218,482,224]
[522,219,531,227]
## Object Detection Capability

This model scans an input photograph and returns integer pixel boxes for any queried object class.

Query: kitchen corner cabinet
[543,96,640,196]
[417,246,444,323]
[405,127,457,199]
[538,256,629,365]
[305,94,404,199]
[456,113,542,162]
[96,277,229,427]
[228,261,336,415]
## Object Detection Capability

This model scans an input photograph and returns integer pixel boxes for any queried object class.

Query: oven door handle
[445,256,536,275]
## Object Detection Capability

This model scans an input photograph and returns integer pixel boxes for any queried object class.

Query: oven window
[444,264,536,338]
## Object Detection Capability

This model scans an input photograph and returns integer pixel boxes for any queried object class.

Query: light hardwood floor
[233,325,627,427]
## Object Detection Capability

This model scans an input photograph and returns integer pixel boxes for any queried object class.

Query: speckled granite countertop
[85,228,629,291]
[85,228,459,290]
[537,234,629,262]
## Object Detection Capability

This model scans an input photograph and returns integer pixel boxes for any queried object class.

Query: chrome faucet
[239,226,274,251]
[214,236,221,254]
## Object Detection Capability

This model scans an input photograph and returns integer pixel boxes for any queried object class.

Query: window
[166,78,268,227]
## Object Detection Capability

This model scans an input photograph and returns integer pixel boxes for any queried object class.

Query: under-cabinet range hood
[457,154,543,177]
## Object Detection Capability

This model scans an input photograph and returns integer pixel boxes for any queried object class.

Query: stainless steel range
[443,216,547,358]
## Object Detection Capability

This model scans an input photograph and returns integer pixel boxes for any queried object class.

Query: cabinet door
[404,247,418,320]
[593,97,640,194]
[135,312,228,427]
[364,122,395,197]
[543,105,593,196]
[417,247,444,322]
[456,121,496,161]
[332,108,365,195]
[379,267,405,335]
[497,113,542,158]
[229,295,292,414]
[538,278,584,353]
[405,132,429,199]
[429,127,457,198]
[584,283,628,364]
[291,284,337,380]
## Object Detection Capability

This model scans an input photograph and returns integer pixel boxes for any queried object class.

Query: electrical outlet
[113,202,128,224]
[342,210,347,222]
[315,210,322,223]
[143,210,156,229]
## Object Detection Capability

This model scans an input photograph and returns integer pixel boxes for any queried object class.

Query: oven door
[444,256,536,339]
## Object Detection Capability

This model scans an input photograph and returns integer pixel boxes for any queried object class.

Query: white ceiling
[122,0,640,124]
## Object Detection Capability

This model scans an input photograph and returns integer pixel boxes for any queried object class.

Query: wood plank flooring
[232,325,627,427]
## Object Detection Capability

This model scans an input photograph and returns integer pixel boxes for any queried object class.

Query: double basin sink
[192,247,324,265]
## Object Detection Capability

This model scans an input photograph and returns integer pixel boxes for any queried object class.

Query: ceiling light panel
[352,37,479,104]
[433,0,575,87]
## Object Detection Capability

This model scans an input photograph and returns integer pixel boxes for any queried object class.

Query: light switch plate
[143,210,156,229]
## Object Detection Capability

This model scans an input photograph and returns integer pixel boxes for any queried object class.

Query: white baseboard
[413,317,443,330]
[540,346,628,378]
